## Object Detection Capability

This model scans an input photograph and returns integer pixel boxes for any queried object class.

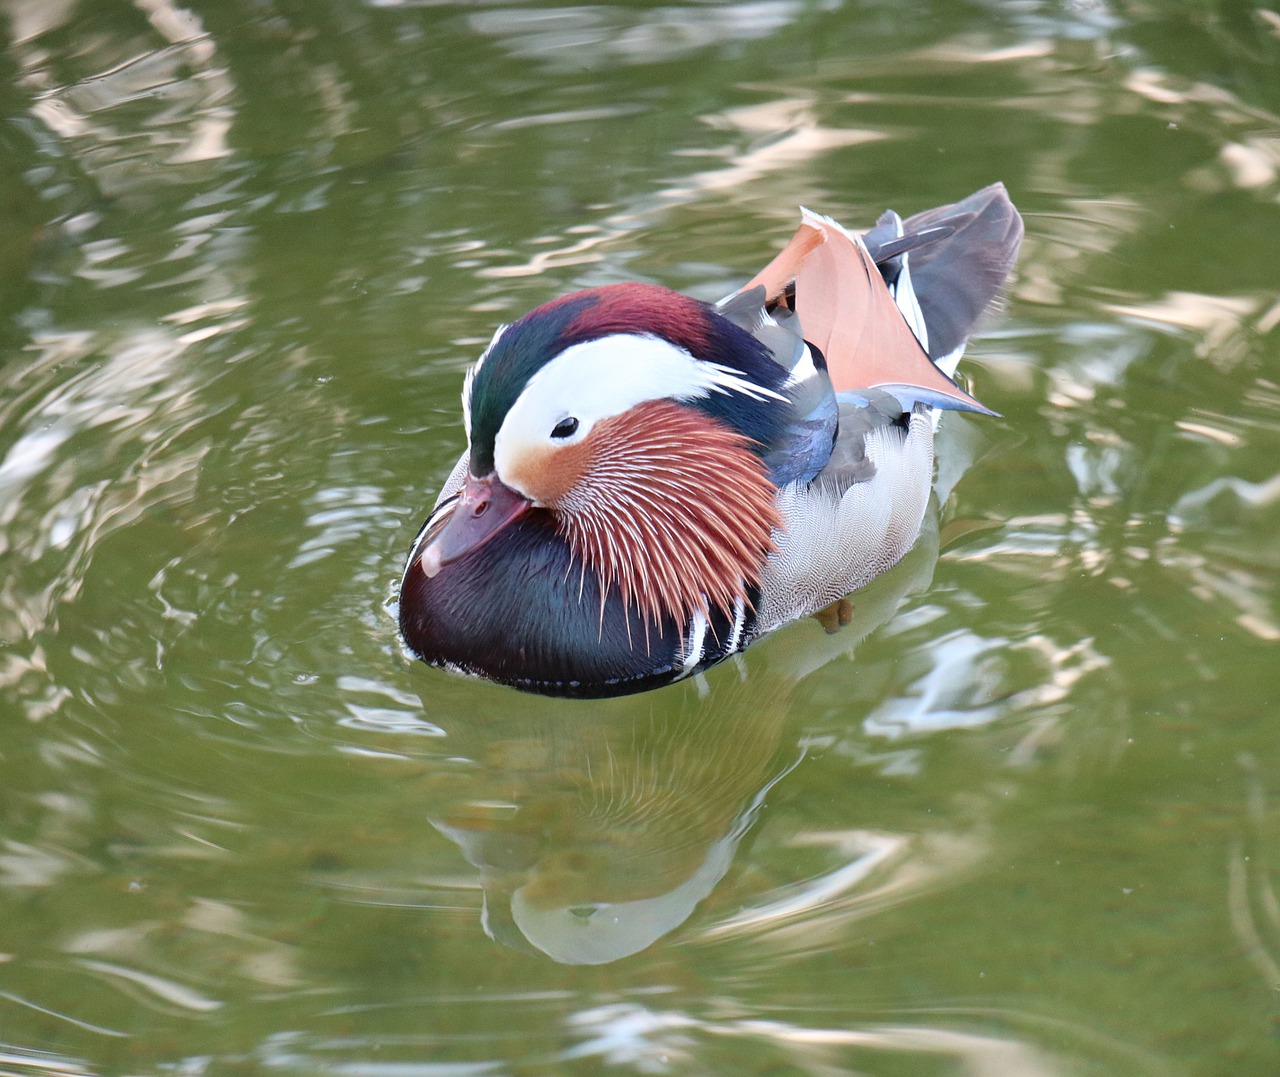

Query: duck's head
[416,283,790,627]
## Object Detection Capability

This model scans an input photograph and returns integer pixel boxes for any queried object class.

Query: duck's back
[744,185,1023,635]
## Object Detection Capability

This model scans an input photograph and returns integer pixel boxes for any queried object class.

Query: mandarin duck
[398,184,1023,697]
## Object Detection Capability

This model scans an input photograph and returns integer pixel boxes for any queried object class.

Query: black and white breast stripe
[680,592,756,675]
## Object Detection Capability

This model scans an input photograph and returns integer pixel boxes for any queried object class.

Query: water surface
[2,1,1279,1074]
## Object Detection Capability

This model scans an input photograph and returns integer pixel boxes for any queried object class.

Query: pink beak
[418,472,532,578]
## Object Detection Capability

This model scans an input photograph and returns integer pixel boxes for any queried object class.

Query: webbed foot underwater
[399,185,1023,697]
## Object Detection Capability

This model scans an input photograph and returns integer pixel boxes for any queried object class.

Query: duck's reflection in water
[434,682,799,965]
[422,506,944,964]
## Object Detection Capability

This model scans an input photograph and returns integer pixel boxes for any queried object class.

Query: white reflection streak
[290,486,393,570]
[0,431,67,497]
[163,296,249,324]
[0,327,207,599]
[725,1019,1060,1077]
[1107,291,1260,364]
[1184,560,1280,642]
[672,100,885,198]
[868,634,1107,742]
[1174,473,1280,516]
[76,958,222,1013]
[6,0,78,45]
[0,841,92,888]
[336,674,445,736]
[17,0,236,181]
[1169,473,1280,640]
[1228,755,1280,992]
[480,98,881,280]
[1131,66,1280,136]
[134,0,233,162]
[183,898,302,988]
[701,831,903,939]
[1219,139,1280,190]
[700,827,992,959]
[1227,839,1280,992]
[477,232,611,279]
[564,1003,699,1069]
[869,633,1004,736]
[470,3,802,68]
[0,1047,98,1077]
[0,990,128,1038]
[565,1004,1072,1076]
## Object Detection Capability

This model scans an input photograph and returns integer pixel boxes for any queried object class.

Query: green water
[2,1,1278,1073]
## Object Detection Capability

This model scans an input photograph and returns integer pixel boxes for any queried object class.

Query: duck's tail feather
[887,183,1024,367]
[734,184,1022,416]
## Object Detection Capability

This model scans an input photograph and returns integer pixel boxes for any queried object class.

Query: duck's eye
[550,417,579,439]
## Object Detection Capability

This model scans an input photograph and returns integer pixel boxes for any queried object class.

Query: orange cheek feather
[539,400,780,629]
[503,438,591,507]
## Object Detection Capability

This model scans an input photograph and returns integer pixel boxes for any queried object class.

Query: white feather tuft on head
[493,332,783,481]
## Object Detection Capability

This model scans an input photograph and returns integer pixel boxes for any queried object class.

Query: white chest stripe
[682,609,710,674]
[725,595,747,655]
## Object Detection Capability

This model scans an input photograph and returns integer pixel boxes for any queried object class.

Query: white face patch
[492,332,784,491]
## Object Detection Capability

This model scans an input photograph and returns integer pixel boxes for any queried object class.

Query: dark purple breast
[398,509,741,698]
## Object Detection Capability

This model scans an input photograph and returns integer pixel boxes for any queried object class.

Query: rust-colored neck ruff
[552,399,779,631]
